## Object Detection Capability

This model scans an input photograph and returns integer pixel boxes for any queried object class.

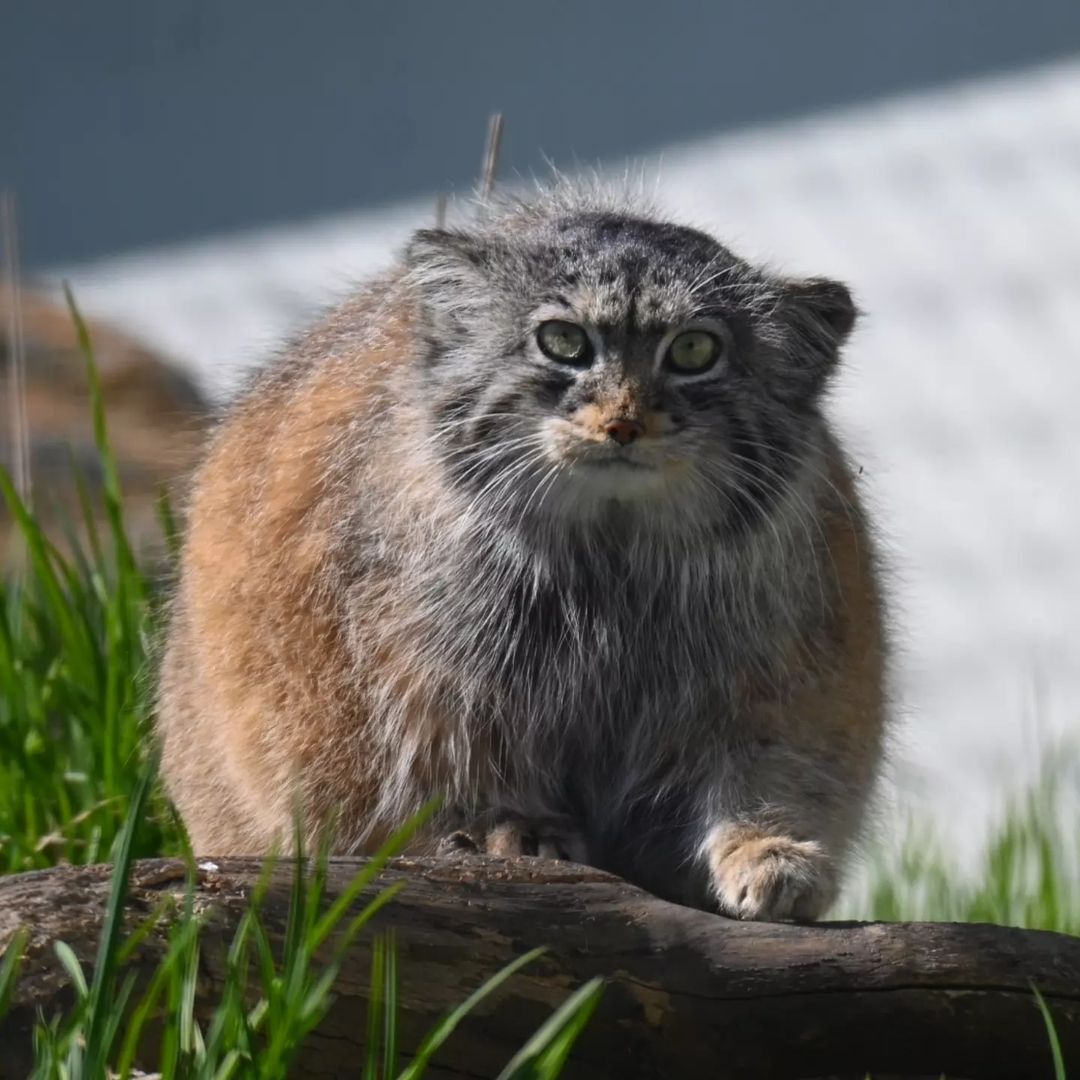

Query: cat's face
[407,204,854,535]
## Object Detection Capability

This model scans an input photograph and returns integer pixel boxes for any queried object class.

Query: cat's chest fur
[398,518,806,784]
[343,477,828,846]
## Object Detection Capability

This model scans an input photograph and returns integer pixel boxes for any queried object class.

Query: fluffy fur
[158,187,887,920]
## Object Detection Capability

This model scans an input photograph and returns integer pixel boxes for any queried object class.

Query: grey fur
[160,186,886,920]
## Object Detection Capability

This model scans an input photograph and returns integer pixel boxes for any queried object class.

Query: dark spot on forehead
[517,210,760,330]
[531,213,749,317]
[555,212,724,265]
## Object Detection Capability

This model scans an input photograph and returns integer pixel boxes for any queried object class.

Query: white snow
[49,58,1080,867]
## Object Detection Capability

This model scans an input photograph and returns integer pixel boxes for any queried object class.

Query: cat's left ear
[772,277,858,398]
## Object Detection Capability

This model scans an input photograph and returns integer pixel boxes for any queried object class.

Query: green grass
[850,744,1079,933]
[0,285,182,874]
[0,291,1075,1075]
[0,766,603,1079]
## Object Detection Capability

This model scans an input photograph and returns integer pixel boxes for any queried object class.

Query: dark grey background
[6,1,1080,267]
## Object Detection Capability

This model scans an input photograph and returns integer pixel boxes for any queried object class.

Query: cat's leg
[694,735,876,921]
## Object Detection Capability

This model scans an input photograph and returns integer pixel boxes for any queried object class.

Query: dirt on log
[0,855,1077,1079]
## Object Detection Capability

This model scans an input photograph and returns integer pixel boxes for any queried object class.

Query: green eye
[665,330,721,374]
[537,320,592,365]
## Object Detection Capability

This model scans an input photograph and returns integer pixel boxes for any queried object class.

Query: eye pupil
[537,320,591,365]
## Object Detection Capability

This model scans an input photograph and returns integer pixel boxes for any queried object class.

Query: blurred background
[4,2,1080,864]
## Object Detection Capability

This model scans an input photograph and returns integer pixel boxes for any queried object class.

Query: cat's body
[158,191,887,920]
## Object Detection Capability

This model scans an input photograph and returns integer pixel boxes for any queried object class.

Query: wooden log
[1,856,1078,1079]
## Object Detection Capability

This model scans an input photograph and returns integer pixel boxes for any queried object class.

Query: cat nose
[603,418,645,446]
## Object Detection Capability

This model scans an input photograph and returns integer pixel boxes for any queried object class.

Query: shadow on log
[1,856,1078,1079]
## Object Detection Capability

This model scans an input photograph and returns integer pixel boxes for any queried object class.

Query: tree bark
[1,856,1077,1079]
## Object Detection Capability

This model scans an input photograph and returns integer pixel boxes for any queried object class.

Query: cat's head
[405,191,855,537]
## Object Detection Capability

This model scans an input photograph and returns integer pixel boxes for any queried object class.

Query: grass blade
[81,764,153,1075]
[53,941,89,1001]
[1031,983,1067,1080]
[363,933,386,1080]
[398,947,547,1080]
[310,799,437,953]
[383,929,398,1079]
[496,977,605,1080]
[0,927,29,1020]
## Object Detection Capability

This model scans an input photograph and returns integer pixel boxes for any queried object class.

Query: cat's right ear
[404,229,497,336]
[405,229,491,292]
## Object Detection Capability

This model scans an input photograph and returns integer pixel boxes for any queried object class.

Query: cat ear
[406,227,487,271]
[404,228,498,334]
[405,228,501,294]
[771,276,858,399]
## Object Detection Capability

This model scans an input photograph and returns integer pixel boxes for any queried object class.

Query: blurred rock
[0,285,209,569]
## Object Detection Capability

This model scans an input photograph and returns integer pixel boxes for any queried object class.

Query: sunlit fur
[158,186,888,920]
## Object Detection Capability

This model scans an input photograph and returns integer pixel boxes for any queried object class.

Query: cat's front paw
[707,827,836,921]
[441,813,587,862]
[487,814,589,862]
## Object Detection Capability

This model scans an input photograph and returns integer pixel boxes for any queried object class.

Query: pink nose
[603,418,645,446]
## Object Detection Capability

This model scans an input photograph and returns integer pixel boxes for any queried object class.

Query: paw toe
[709,832,835,922]
[436,830,482,857]
[483,816,587,862]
